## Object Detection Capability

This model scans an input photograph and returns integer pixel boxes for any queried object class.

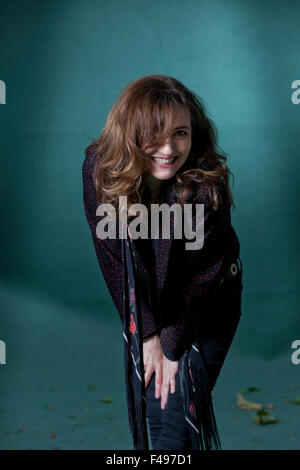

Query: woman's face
[144,106,192,180]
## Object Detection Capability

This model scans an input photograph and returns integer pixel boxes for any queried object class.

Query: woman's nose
[157,138,176,156]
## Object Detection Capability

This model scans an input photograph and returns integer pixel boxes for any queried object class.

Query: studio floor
[1,283,299,450]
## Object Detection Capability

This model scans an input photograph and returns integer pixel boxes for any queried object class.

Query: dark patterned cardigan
[82,146,240,362]
[82,146,241,449]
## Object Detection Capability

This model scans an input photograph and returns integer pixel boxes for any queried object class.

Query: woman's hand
[143,334,163,394]
[143,335,179,410]
[160,354,179,410]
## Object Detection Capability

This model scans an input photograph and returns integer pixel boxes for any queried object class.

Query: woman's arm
[159,186,240,361]
[82,146,160,338]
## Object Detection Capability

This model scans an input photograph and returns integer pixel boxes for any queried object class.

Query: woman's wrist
[143,330,161,342]
[143,333,160,343]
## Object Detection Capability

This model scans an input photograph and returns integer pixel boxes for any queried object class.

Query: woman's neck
[144,173,165,202]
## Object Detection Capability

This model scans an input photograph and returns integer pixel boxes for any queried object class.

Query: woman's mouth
[151,156,178,167]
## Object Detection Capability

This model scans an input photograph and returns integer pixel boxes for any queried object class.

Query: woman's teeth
[152,157,177,165]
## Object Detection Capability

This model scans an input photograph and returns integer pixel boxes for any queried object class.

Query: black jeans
[145,264,243,450]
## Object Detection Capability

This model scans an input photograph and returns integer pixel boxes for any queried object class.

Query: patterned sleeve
[82,146,160,338]
[159,185,238,361]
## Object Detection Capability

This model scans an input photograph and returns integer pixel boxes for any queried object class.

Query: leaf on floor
[253,409,279,425]
[87,384,97,391]
[16,426,26,434]
[241,387,261,394]
[236,393,262,410]
[102,397,113,403]
[264,403,275,409]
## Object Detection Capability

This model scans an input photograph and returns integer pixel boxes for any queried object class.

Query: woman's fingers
[144,367,153,389]
[143,338,179,407]
[154,364,162,399]
[160,356,179,409]
[161,382,170,410]
[143,334,163,391]
[170,376,176,394]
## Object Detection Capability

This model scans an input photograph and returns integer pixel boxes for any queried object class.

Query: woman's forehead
[150,104,191,131]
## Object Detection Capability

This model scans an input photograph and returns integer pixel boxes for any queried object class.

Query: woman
[82,74,243,450]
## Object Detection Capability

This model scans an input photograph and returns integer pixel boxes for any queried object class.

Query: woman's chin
[149,163,179,180]
[151,170,175,180]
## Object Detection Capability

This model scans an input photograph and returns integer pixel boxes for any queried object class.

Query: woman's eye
[174,130,187,136]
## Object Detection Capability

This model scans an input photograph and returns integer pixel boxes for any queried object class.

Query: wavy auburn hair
[85,74,235,217]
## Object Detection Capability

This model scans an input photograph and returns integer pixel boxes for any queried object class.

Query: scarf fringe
[123,342,148,449]
[190,349,222,450]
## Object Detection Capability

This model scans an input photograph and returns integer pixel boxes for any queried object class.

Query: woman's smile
[151,155,179,167]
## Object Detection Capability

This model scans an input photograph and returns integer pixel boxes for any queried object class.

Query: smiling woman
[82,74,243,450]
[144,106,192,177]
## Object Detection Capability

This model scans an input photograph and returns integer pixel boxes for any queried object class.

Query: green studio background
[0,0,299,450]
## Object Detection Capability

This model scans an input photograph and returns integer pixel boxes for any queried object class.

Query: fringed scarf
[121,226,222,451]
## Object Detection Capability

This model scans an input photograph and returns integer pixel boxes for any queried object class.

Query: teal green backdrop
[0,0,299,450]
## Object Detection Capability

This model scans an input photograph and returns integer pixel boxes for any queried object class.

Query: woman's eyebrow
[174,125,191,130]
